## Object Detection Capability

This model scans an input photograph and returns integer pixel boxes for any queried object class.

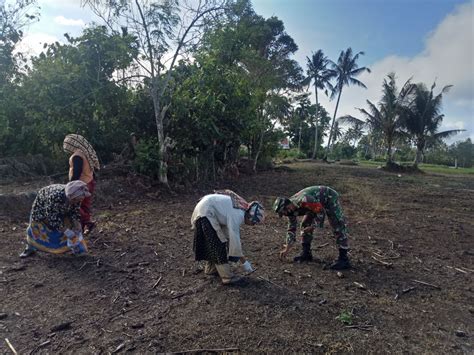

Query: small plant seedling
[336,310,353,325]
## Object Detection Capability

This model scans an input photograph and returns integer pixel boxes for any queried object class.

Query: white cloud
[54,15,85,27]
[318,1,474,143]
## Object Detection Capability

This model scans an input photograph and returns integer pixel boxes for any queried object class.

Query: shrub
[133,137,161,178]
[277,148,305,160]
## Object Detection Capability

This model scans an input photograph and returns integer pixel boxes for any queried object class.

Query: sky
[14,0,474,143]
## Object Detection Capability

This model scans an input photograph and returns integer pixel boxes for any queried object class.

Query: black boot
[293,243,313,262]
[330,248,351,270]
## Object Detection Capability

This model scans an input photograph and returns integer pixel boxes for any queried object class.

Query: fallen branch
[412,279,441,290]
[29,340,51,355]
[112,342,126,354]
[168,347,239,354]
[315,243,329,249]
[446,266,469,274]
[109,305,141,321]
[371,255,392,266]
[373,251,400,260]
[78,262,91,271]
[345,324,374,331]
[395,286,416,300]
[257,276,282,288]
[5,338,17,354]
[353,282,366,290]
[152,276,163,289]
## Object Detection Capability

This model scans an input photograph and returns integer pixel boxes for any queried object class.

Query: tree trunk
[325,87,343,159]
[298,123,302,154]
[414,147,423,167]
[386,138,393,165]
[413,138,424,168]
[151,84,169,185]
[311,88,319,159]
[253,129,265,173]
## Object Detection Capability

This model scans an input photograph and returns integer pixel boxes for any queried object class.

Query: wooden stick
[78,262,87,271]
[168,347,239,354]
[371,255,392,266]
[152,276,163,289]
[5,338,17,355]
[109,305,141,321]
[316,243,329,249]
[345,324,374,331]
[412,279,441,289]
[257,276,282,288]
[402,286,416,294]
[29,340,51,355]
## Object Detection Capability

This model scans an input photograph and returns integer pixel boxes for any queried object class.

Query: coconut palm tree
[403,82,464,167]
[344,122,364,148]
[303,50,334,159]
[325,48,370,159]
[331,120,344,148]
[341,73,415,165]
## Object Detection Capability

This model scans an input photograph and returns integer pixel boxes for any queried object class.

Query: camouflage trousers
[300,189,349,249]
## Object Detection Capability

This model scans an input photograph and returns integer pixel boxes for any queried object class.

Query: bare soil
[0,162,473,354]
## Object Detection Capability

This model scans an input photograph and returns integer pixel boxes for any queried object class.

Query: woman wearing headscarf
[20,181,91,258]
[191,189,265,286]
[63,134,100,235]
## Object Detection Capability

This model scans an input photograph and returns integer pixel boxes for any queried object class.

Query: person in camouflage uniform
[273,186,351,270]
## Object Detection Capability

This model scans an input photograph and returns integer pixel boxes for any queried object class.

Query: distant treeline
[1,0,469,185]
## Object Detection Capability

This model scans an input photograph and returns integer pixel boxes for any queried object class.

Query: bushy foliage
[277,148,306,160]
[133,138,161,179]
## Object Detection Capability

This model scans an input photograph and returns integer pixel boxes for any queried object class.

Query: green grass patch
[357,160,474,175]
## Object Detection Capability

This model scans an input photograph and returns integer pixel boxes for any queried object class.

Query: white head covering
[65,180,91,199]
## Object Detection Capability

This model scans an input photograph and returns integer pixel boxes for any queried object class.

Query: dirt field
[1,162,473,354]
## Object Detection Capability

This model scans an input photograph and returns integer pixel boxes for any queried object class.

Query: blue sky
[253,0,468,63]
[17,0,474,143]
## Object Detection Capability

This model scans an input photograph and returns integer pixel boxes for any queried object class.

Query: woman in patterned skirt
[20,181,91,258]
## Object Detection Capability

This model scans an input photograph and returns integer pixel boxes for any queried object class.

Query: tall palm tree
[331,120,344,148]
[294,94,312,153]
[341,73,415,165]
[325,48,370,159]
[344,122,364,148]
[303,50,334,159]
[404,82,464,167]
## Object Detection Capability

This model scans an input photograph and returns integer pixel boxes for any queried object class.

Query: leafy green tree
[451,138,473,168]
[0,0,39,156]
[303,50,334,158]
[84,0,226,185]
[423,141,451,166]
[198,0,302,172]
[403,82,464,167]
[7,26,138,160]
[325,48,370,159]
